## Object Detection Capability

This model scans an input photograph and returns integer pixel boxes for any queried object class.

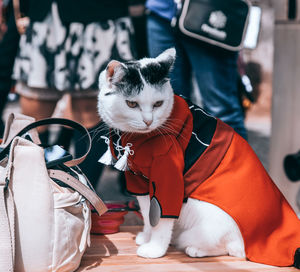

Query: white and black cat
[97,48,300,268]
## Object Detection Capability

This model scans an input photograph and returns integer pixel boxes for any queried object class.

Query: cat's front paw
[136,231,151,245]
[137,242,167,258]
[185,246,206,258]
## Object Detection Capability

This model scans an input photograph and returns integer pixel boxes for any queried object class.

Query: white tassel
[114,143,134,171]
[98,136,114,165]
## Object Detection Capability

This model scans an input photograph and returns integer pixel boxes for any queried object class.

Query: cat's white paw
[137,242,167,258]
[185,246,205,258]
[136,231,151,245]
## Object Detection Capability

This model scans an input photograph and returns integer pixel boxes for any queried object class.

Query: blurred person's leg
[71,96,100,129]
[147,12,192,99]
[0,2,20,136]
[20,96,57,121]
[131,12,148,58]
[182,40,247,139]
[19,95,57,143]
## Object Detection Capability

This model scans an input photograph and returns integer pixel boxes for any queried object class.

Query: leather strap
[48,169,107,216]
[0,118,91,167]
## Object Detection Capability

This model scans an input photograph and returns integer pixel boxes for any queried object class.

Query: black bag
[173,0,251,51]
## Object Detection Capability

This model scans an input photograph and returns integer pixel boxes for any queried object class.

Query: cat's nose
[143,119,153,126]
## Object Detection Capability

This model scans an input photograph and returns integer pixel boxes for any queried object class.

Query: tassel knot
[114,143,134,171]
[98,136,114,165]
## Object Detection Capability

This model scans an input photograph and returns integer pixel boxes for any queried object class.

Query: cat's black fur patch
[140,58,173,85]
[294,248,300,268]
[114,62,144,97]
[112,57,173,96]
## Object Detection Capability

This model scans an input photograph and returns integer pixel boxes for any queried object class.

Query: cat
[97,48,300,268]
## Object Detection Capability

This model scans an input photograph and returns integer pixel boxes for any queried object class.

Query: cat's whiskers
[156,126,180,155]
[155,127,170,147]
[125,119,154,133]
[165,117,193,130]
[93,130,111,142]
[158,120,181,134]
[160,123,190,142]
[70,123,108,145]
[89,123,110,142]
[166,121,193,132]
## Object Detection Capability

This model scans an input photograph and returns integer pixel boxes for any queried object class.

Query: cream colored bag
[0,113,107,272]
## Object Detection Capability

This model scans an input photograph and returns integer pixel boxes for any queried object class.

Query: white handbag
[0,113,107,272]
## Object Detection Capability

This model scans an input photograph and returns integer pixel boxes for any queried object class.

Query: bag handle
[0,184,14,272]
[0,117,91,167]
[48,169,107,215]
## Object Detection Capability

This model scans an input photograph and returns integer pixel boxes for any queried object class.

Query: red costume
[100,95,300,267]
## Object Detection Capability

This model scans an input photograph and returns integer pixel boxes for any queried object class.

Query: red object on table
[90,203,128,235]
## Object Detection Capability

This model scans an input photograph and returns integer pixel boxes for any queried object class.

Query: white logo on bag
[208,11,227,29]
[201,10,227,40]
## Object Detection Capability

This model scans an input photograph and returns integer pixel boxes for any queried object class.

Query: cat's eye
[153,101,163,108]
[126,100,138,108]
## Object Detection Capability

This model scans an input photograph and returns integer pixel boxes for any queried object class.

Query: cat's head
[98,48,176,133]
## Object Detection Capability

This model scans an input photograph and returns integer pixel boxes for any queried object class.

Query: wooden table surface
[78,226,298,272]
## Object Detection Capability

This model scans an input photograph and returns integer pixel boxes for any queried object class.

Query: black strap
[0,118,91,166]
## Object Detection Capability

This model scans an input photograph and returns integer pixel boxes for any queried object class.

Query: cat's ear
[106,60,126,87]
[155,48,176,71]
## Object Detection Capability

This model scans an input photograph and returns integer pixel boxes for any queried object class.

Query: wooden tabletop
[78,226,298,272]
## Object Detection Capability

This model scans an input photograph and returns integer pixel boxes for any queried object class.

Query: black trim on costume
[183,98,217,174]
[129,168,149,181]
[152,181,156,195]
[126,189,149,196]
[161,215,179,219]
[150,196,179,220]
[294,248,300,268]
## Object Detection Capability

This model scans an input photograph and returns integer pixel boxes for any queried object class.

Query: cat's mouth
[135,127,152,133]
[128,123,154,133]
[139,128,151,132]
